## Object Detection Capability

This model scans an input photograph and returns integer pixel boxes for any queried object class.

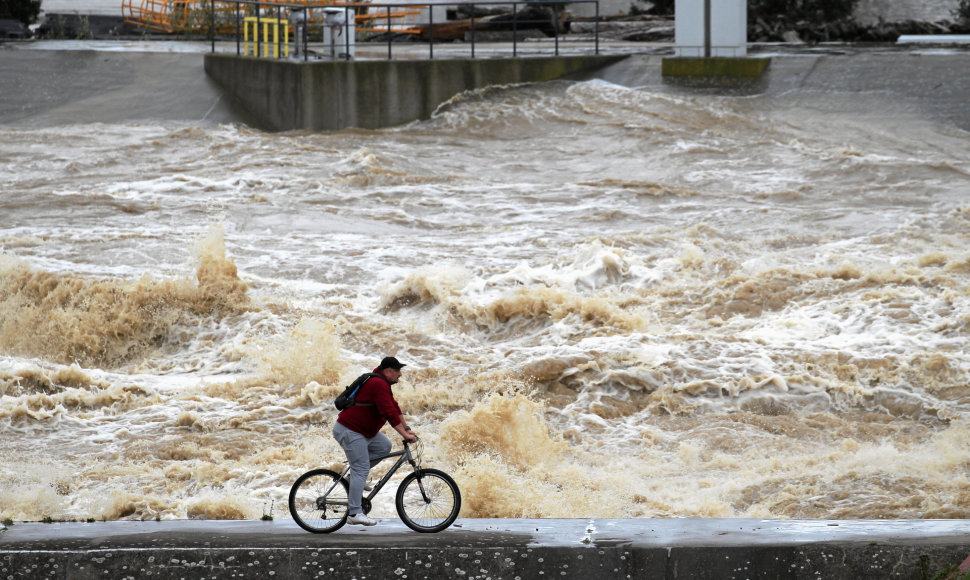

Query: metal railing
[206,0,601,60]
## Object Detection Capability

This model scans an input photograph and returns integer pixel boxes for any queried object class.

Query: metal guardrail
[207,0,601,60]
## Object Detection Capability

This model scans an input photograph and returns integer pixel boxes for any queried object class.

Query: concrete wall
[204,53,626,131]
[5,518,970,579]
[2,532,969,579]
[586,51,970,131]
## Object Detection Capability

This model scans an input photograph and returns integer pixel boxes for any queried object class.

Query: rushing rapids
[1,67,970,522]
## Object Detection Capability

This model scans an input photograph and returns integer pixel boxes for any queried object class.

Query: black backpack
[334,373,382,410]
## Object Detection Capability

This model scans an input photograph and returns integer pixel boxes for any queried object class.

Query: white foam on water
[2,80,970,521]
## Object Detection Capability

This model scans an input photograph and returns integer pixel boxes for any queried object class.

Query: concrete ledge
[204,53,628,131]
[897,34,970,45]
[3,519,970,579]
[661,56,771,85]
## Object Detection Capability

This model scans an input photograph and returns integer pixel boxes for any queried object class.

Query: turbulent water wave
[1,79,969,522]
[0,229,247,368]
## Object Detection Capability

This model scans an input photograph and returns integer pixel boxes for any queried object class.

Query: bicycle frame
[291,437,459,533]
[322,441,421,508]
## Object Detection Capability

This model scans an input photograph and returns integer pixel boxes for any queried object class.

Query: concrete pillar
[675,0,747,57]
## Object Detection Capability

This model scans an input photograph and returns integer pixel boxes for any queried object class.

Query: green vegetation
[956,0,970,21]
[76,13,91,39]
[261,499,274,521]
[0,0,41,26]
[749,0,859,22]
[632,0,857,20]
[1,518,13,527]
[931,566,970,580]
[919,553,970,580]
[748,0,868,42]
[53,13,65,37]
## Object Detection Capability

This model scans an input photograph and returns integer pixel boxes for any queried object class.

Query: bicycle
[288,439,461,533]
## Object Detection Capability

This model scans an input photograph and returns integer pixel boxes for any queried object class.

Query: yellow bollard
[243,16,262,57]
[242,16,288,59]
[273,20,280,58]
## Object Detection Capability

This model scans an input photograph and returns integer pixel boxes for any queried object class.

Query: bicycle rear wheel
[289,468,349,533]
[395,468,461,533]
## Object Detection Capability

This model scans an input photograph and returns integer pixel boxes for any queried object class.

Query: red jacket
[336,368,404,438]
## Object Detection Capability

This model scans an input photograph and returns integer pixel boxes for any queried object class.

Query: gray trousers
[332,422,391,515]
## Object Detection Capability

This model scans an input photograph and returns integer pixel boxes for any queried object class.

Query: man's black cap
[379,356,406,370]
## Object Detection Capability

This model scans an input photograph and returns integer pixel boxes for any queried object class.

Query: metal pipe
[470,1,475,59]
[210,0,215,52]
[553,3,559,56]
[594,0,599,55]
[704,0,711,57]
[512,2,517,57]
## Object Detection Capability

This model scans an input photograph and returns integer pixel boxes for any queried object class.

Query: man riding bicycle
[332,356,418,526]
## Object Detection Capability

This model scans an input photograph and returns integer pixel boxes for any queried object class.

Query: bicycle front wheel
[395,468,461,533]
[289,468,349,533]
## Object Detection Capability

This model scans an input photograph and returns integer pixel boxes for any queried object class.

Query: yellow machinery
[122,0,423,37]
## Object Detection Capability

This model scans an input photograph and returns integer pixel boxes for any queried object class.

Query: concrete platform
[897,35,970,45]
[660,56,771,85]
[203,51,628,131]
[7,41,970,131]
[2,518,970,579]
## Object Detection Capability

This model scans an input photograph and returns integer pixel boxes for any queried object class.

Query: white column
[675,0,748,57]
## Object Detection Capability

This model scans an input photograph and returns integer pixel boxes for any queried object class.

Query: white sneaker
[347,513,377,526]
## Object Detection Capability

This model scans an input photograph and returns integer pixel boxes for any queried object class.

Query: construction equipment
[121,0,424,37]
[122,0,222,34]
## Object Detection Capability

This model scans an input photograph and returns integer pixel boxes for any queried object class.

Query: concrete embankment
[203,52,627,132]
[5,44,970,132]
[203,46,970,132]
[2,518,970,579]
[0,47,243,127]
[588,48,970,131]
[208,48,970,132]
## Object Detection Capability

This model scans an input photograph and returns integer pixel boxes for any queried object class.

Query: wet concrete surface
[2,518,970,579]
[0,48,244,126]
[4,40,970,130]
